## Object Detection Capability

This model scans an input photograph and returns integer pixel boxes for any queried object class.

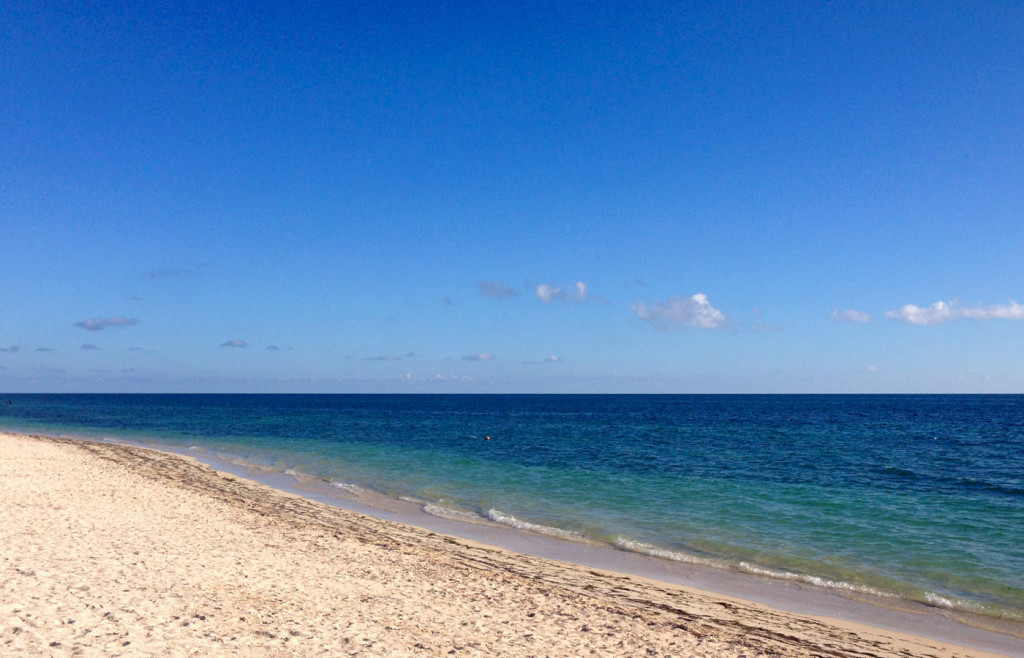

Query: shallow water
[2,393,1022,622]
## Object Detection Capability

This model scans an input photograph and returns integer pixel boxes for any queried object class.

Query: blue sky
[2,1,1022,393]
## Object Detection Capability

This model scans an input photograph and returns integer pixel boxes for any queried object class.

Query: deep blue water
[2,393,1022,620]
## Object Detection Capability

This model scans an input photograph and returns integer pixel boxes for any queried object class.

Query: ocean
[2,393,1022,624]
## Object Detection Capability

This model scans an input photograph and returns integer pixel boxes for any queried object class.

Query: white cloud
[220,339,248,348]
[630,293,727,330]
[885,301,956,326]
[536,281,591,303]
[867,365,880,372]
[885,300,1024,325]
[831,309,871,323]
[478,281,519,298]
[545,355,562,362]
[959,301,1024,320]
[380,372,475,383]
[462,353,496,361]
[74,316,140,331]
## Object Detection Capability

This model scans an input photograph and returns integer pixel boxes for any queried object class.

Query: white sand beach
[0,432,1013,656]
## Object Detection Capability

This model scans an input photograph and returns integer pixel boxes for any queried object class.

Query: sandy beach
[0,431,1012,657]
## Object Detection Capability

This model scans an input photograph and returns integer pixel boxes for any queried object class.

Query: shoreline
[2,430,1020,656]
[173,439,1024,643]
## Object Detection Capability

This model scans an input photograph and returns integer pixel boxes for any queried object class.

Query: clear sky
[2,1,1022,393]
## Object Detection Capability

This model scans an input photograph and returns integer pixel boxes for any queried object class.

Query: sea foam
[615,537,726,568]
[736,562,894,599]
[617,539,897,601]
[329,481,361,494]
[487,509,582,540]
[423,503,488,524]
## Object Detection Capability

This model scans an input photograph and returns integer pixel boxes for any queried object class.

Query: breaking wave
[486,509,582,540]
[423,503,488,524]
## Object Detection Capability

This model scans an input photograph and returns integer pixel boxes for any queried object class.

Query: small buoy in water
[485,435,491,440]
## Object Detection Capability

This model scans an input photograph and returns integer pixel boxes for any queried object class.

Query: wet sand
[0,432,1013,656]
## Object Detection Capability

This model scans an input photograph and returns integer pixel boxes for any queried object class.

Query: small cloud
[433,373,473,382]
[631,293,727,330]
[35,347,55,352]
[959,301,1024,320]
[266,345,281,350]
[523,355,565,365]
[382,372,475,383]
[885,300,1024,326]
[536,283,557,302]
[462,353,496,361]
[406,352,418,358]
[867,365,880,372]
[478,281,519,299]
[220,339,248,348]
[363,354,401,361]
[74,316,140,331]
[344,355,355,360]
[441,297,454,306]
[831,309,872,323]
[0,345,20,353]
[81,343,101,350]
[536,281,592,303]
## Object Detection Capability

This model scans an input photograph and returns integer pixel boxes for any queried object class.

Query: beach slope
[0,432,1003,656]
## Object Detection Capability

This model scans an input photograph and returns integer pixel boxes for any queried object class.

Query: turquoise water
[2,393,1022,621]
